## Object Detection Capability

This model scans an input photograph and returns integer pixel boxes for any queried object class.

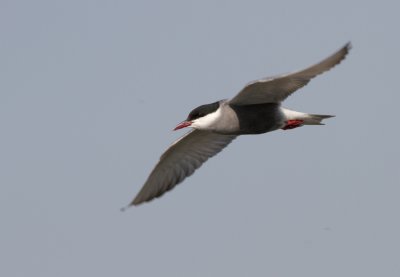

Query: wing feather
[229,42,351,105]
[130,130,236,205]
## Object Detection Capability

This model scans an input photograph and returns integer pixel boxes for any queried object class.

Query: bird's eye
[188,110,205,121]
[190,113,200,120]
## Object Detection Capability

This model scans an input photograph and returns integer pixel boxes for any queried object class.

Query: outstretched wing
[229,42,351,106]
[129,130,236,206]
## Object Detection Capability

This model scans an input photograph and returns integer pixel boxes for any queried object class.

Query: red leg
[282,119,304,130]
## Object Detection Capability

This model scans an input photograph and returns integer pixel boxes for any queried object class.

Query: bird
[126,42,351,207]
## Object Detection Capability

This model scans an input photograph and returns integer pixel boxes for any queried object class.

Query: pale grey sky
[1,1,400,276]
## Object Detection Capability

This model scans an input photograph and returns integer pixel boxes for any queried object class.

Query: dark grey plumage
[127,43,351,207]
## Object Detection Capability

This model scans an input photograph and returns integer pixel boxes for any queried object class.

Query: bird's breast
[209,104,241,134]
[229,103,284,134]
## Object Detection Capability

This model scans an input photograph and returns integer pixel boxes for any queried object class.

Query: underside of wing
[130,130,236,206]
[229,42,351,106]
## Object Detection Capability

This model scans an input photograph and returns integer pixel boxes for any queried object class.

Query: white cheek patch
[191,108,222,130]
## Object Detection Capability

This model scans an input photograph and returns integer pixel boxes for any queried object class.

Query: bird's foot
[282,120,304,130]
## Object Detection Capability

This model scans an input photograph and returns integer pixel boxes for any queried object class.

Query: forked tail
[281,108,335,130]
[304,113,335,125]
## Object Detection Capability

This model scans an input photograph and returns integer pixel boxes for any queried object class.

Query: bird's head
[174,101,221,131]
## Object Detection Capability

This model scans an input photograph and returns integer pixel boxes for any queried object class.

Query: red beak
[173,121,192,131]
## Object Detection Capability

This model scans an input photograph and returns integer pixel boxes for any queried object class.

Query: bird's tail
[303,113,335,125]
[281,108,335,130]
[282,108,335,125]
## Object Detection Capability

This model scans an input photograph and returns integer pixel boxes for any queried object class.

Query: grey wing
[130,130,236,206]
[229,42,351,106]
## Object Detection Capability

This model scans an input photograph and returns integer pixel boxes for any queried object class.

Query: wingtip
[130,196,144,206]
[344,41,352,52]
[120,200,140,211]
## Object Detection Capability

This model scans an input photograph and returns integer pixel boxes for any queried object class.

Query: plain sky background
[1,0,400,276]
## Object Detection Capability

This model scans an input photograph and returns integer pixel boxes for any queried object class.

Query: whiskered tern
[126,43,351,207]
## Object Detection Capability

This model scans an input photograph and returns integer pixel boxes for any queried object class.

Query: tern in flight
[126,43,351,207]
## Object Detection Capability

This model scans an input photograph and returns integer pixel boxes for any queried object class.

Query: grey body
[127,43,351,207]
[196,100,284,135]
[228,102,283,134]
